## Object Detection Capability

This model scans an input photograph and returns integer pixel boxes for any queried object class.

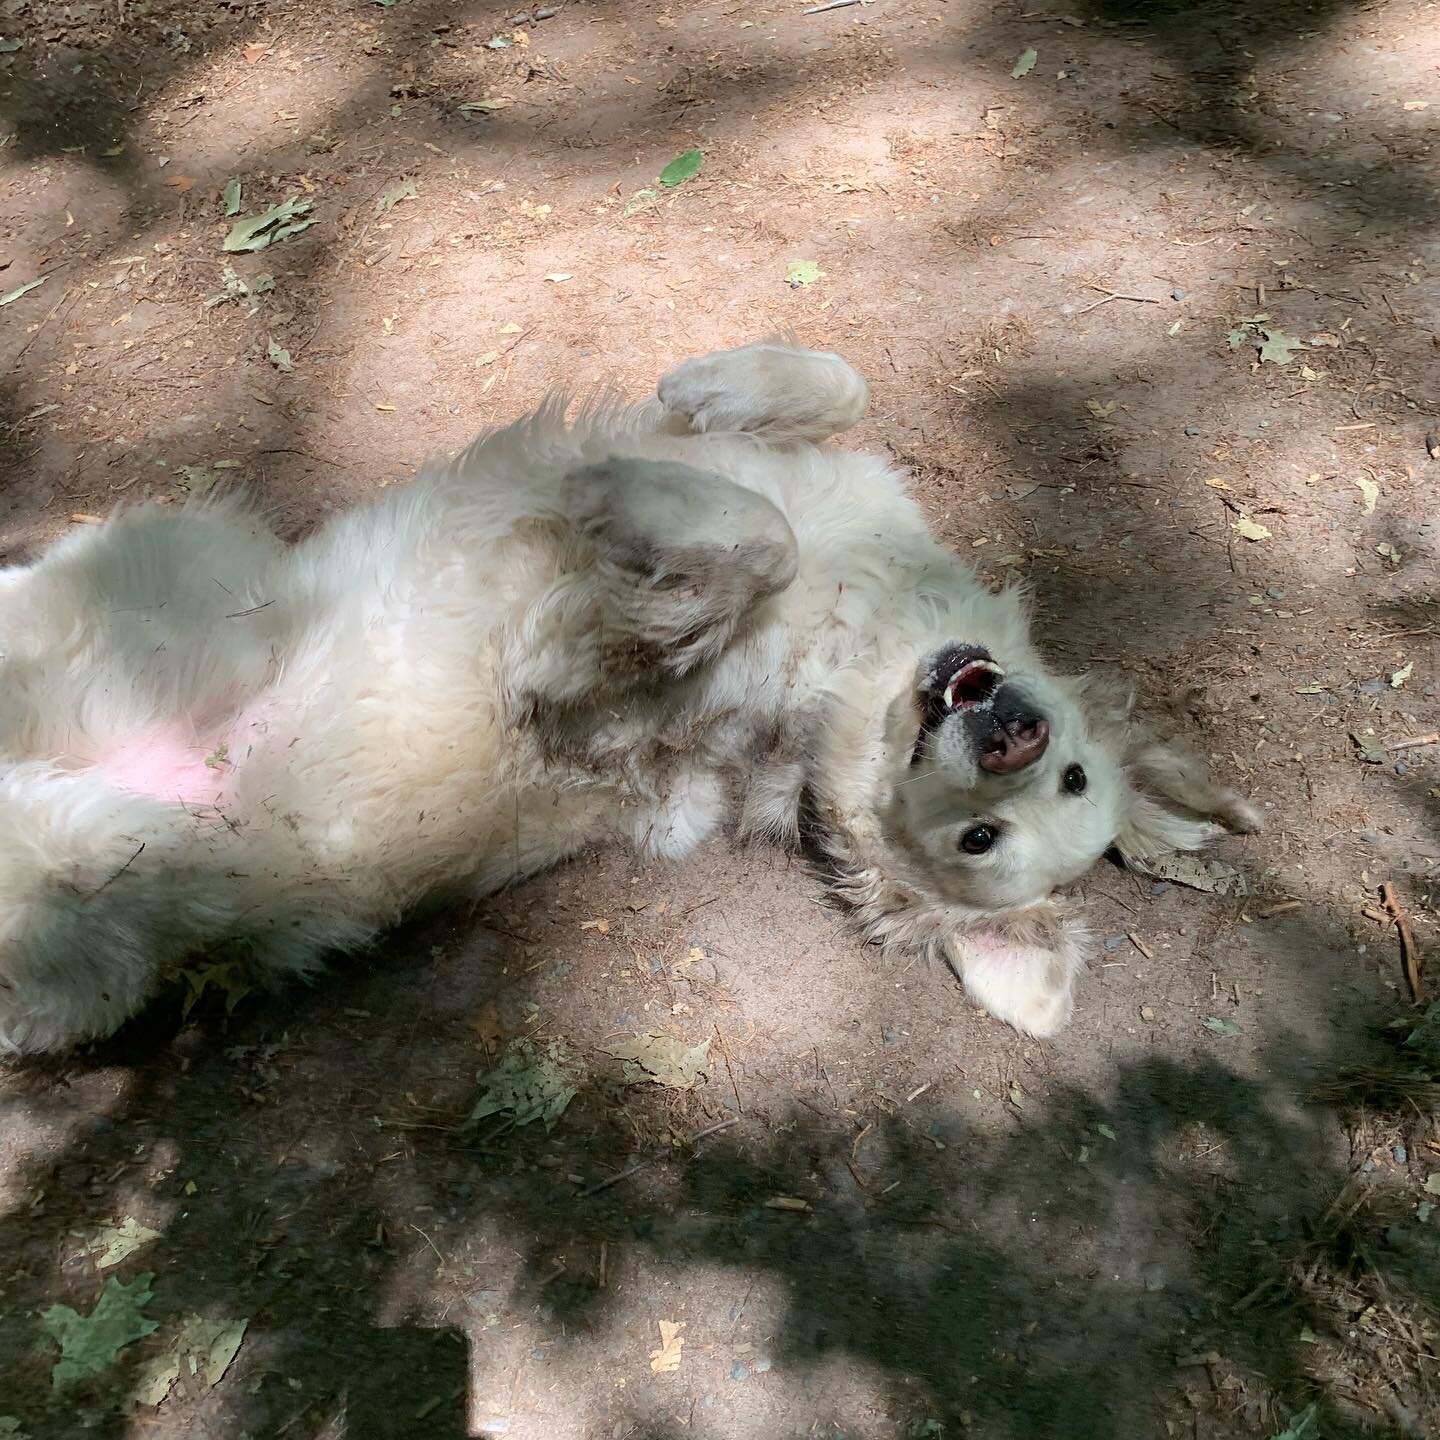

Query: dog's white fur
[0,342,1257,1054]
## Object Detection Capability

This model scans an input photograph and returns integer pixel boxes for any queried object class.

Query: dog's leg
[951,916,1087,1039]
[513,457,797,710]
[657,341,868,443]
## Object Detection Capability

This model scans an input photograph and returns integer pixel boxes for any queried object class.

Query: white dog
[0,341,1257,1054]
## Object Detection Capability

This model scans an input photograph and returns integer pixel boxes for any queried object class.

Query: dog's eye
[959,824,998,855]
[1063,764,1087,795]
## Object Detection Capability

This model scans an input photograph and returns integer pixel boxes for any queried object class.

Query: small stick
[1388,732,1440,752]
[1380,881,1425,1004]
[714,1024,744,1115]
[1257,900,1303,919]
[1127,931,1155,961]
[70,512,105,525]
[804,0,861,12]
[579,1116,739,1198]
[1075,286,1164,316]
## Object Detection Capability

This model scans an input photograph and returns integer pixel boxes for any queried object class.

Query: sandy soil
[2,0,1439,1436]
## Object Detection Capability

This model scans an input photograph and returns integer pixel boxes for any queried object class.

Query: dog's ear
[1115,733,1262,867]
[950,907,1089,1038]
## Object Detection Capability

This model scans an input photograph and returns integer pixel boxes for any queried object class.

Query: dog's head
[876,642,1258,915]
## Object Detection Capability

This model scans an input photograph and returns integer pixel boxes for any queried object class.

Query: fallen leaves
[1226,313,1306,365]
[785,259,823,288]
[1128,851,1248,897]
[223,197,315,253]
[1232,515,1271,542]
[87,1217,161,1270]
[0,276,46,306]
[659,149,703,187]
[266,339,294,373]
[221,177,243,216]
[1202,1016,1243,1037]
[1354,477,1379,515]
[470,1038,579,1131]
[375,177,417,215]
[460,97,513,114]
[649,1320,685,1374]
[604,1030,711,1090]
[132,1316,247,1407]
[164,174,196,192]
[1084,398,1117,419]
[43,1274,158,1388]
[1390,661,1414,689]
[1011,47,1038,78]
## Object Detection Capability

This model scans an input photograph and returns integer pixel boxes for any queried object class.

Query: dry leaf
[1390,661,1414,690]
[1203,477,1232,492]
[544,272,573,283]
[649,1320,685,1374]
[242,42,269,64]
[1354,477,1378,514]
[1403,100,1430,111]
[579,917,610,934]
[165,175,196,192]
[498,321,523,334]
[1084,399,1117,419]
[1232,515,1271,542]
[603,1031,711,1089]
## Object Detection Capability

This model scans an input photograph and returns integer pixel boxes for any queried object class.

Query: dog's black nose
[978,713,1050,774]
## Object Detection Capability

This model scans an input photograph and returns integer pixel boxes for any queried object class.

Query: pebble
[1140,1005,1156,1022]
[754,1357,772,1374]
[1171,288,1187,300]
[1266,585,1286,599]
[730,1363,751,1382]
[1149,882,1172,896]
[1394,1144,1408,1164]
[1183,425,1199,436]
[1395,761,1408,776]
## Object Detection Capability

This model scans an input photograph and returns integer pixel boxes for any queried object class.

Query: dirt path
[2,1,1439,1436]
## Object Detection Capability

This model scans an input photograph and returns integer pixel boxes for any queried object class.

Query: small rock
[1395,1144,1408,1165]
[1171,288,1186,301]
[1140,1005,1156,1022]
[882,1027,898,1045]
[730,1363,751,1382]
[754,1357,772,1374]
[1183,425,1199,436]
[1149,881,1172,896]
[1265,585,1286,599]
[1396,761,1408,776]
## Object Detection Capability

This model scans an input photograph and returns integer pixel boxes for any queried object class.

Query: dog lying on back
[0,341,1257,1054]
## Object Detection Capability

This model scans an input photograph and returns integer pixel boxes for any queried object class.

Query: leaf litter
[1227,313,1306,365]
[1202,1016,1243,1037]
[658,149,703,187]
[266,339,294,373]
[223,197,315,253]
[1011,47,1038,78]
[470,1038,579,1130]
[87,1216,161,1269]
[132,1315,247,1407]
[649,1320,685,1374]
[785,259,823,288]
[1355,477,1379,515]
[375,177,417,215]
[1232,515,1271,542]
[1127,851,1248,897]
[604,1030,711,1090]
[42,1273,158,1388]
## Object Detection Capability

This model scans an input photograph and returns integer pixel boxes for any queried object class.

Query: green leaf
[623,187,659,218]
[1424,1173,1440,1196]
[470,1038,579,1131]
[222,177,243,216]
[1258,327,1305,365]
[0,37,22,53]
[486,31,514,47]
[132,1315,247,1407]
[1096,1123,1117,1141]
[1268,1401,1318,1440]
[375,177,417,215]
[223,197,315,254]
[0,276,46,306]
[266,339,294,373]
[658,149,703,187]
[785,259,823,288]
[42,1273,158,1388]
[1011,47,1037,78]
[87,1217,162,1270]
[1202,1015,1242,1037]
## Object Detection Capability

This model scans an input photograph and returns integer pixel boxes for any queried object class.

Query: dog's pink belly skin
[93,724,225,806]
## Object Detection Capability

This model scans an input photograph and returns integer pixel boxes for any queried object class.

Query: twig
[1380,882,1425,1004]
[1075,286,1164,316]
[1127,931,1155,961]
[714,1024,744,1114]
[579,1116,739,1198]
[1388,732,1440,753]
[804,0,862,11]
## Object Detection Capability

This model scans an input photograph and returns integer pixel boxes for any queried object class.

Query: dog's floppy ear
[950,907,1089,1038]
[1114,733,1262,867]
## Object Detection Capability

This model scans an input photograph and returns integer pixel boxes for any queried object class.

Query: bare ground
[2,0,1439,1436]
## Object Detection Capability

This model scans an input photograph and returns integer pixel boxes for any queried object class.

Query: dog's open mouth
[912,644,1005,761]
[942,654,1005,711]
